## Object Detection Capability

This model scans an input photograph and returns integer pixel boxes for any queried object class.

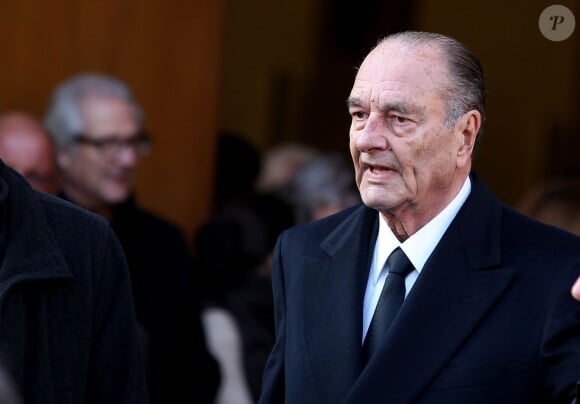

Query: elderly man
[44,73,219,404]
[258,31,580,403]
[0,111,60,194]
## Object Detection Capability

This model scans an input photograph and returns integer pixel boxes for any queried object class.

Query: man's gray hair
[281,153,361,224]
[44,73,144,149]
[377,31,486,151]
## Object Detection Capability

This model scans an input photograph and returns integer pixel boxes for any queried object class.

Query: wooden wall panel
[0,0,225,237]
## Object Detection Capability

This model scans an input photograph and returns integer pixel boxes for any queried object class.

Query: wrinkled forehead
[350,41,449,99]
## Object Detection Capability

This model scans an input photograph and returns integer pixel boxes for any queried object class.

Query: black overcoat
[0,161,148,403]
[260,174,580,403]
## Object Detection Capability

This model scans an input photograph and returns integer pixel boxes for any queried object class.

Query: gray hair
[281,153,361,223]
[377,31,486,151]
[44,73,144,149]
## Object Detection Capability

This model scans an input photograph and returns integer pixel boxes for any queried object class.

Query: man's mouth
[366,163,392,174]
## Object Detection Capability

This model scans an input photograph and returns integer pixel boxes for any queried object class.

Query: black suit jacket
[259,174,580,403]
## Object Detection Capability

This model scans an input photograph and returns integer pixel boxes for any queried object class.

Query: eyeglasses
[74,131,152,157]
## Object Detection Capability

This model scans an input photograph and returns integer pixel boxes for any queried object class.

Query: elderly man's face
[58,96,143,210]
[347,41,474,231]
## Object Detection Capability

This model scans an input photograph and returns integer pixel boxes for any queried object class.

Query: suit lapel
[303,206,378,403]
[345,174,516,403]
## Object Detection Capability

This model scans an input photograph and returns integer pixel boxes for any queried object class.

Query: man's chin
[360,189,396,210]
[102,188,131,205]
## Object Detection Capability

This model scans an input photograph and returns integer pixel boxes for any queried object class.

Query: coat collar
[0,162,72,298]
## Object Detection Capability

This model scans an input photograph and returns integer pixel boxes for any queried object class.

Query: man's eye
[352,111,366,120]
[394,116,408,124]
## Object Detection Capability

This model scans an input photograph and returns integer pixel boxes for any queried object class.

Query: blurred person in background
[0,111,60,194]
[278,152,362,223]
[44,72,219,404]
[517,178,580,236]
[256,142,318,195]
[194,133,295,402]
[194,192,295,403]
[517,179,580,304]
[213,132,263,214]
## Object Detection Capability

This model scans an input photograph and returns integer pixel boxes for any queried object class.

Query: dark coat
[259,174,580,403]
[0,161,148,403]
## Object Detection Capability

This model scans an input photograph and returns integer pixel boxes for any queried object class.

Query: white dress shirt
[362,177,472,342]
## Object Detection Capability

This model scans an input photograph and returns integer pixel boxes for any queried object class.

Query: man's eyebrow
[380,103,418,115]
[346,97,363,108]
[346,98,420,114]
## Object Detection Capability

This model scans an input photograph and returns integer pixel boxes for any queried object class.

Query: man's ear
[456,110,481,168]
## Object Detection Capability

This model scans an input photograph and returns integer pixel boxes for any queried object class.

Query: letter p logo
[539,5,576,41]
[550,15,565,30]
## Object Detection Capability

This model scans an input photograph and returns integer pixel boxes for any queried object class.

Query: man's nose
[356,114,389,152]
[116,144,140,166]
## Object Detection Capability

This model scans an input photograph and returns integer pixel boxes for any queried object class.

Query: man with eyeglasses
[44,73,220,404]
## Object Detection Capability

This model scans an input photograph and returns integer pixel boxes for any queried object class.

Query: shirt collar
[371,176,472,284]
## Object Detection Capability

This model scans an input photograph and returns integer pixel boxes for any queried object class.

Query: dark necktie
[363,247,414,363]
